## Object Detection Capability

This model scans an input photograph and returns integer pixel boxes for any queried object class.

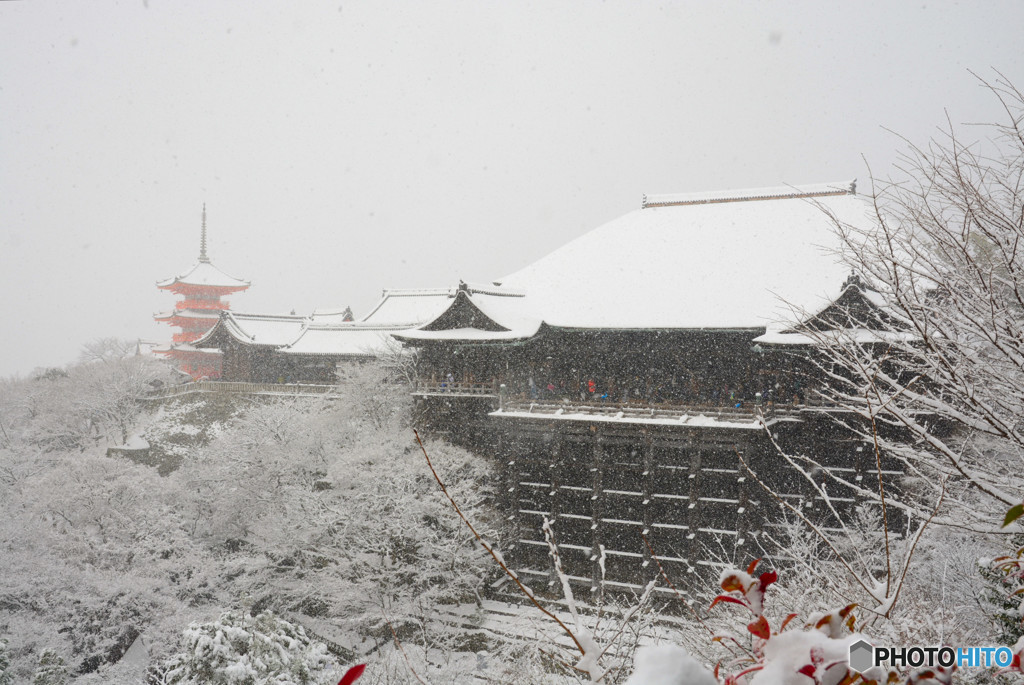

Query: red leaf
[758,570,778,592]
[797,663,817,680]
[747,615,771,639]
[339,664,366,685]
[780,612,800,631]
[710,594,749,611]
[746,558,762,575]
[721,573,745,593]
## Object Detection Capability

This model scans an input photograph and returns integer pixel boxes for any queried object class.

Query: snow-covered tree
[810,73,1024,529]
[159,611,337,685]
[745,74,1024,632]
[4,341,173,450]
[0,638,12,685]
[32,649,68,685]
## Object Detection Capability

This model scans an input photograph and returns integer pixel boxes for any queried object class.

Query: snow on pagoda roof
[154,308,224,322]
[154,342,223,356]
[358,288,460,326]
[495,181,871,330]
[157,261,250,290]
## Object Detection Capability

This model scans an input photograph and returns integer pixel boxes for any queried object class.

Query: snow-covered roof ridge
[457,281,526,298]
[375,283,525,299]
[641,180,856,209]
[379,287,456,298]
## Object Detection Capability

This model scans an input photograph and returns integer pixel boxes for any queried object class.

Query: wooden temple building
[395,182,908,592]
[155,206,250,379]
[193,289,454,383]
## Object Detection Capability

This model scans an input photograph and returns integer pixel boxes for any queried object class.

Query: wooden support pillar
[590,429,605,597]
[547,435,564,592]
[735,442,750,555]
[641,434,654,575]
[686,444,702,571]
[853,438,870,507]
[501,430,522,558]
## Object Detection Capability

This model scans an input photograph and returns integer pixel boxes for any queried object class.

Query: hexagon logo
[848,639,874,673]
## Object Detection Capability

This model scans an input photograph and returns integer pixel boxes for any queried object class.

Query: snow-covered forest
[0,358,506,683]
[0,342,1013,685]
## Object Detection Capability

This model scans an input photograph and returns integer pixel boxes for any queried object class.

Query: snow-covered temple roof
[401,182,875,342]
[280,324,407,357]
[198,312,308,348]
[396,284,541,342]
[489,180,871,331]
[195,288,455,357]
[359,288,458,326]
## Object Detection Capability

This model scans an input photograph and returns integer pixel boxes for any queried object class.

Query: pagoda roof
[157,260,250,291]
[154,308,224,322]
[153,342,223,357]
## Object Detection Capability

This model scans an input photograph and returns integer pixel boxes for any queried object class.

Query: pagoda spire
[199,203,210,263]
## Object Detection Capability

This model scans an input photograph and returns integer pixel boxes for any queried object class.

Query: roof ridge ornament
[199,203,210,263]
[641,181,857,209]
[842,271,865,291]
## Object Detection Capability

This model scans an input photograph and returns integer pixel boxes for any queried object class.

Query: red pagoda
[155,205,250,379]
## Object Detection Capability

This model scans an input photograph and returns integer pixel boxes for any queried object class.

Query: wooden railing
[498,398,780,422]
[413,380,499,396]
[144,381,339,400]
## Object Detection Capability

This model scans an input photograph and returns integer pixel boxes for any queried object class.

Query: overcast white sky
[2,1,1022,377]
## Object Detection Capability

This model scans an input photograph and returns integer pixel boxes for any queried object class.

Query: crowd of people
[430,369,810,407]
